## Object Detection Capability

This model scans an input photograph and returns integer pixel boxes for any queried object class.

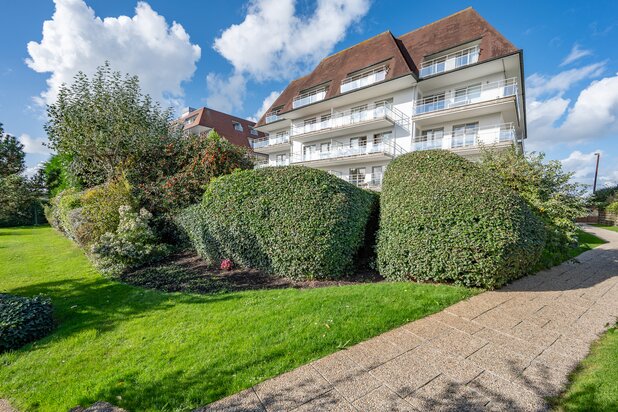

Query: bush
[0,294,54,352]
[607,201,618,214]
[479,146,587,268]
[377,150,545,289]
[177,166,377,280]
[92,206,169,276]
[46,179,136,246]
[589,185,618,208]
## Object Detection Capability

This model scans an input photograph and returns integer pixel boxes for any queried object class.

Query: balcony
[339,173,383,190]
[290,102,409,141]
[254,157,290,169]
[250,133,290,153]
[265,112,280,123]
[291,138,405,166]
[412,123,516,152]
[292,88,327,109]
[419,46,480,78]
[413,78,518,116]
[340,66,388,94]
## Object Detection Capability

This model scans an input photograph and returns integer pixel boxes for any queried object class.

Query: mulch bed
[120,252,383,294]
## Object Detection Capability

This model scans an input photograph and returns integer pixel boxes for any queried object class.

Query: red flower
[220,259,233,271]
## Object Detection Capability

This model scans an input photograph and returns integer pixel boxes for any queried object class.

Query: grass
[555,324,618,411]
[592,224,618,233]
[0,226,476,412]
[571,229,608,258]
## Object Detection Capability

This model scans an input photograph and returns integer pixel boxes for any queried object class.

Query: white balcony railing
[250,133,290,149]
[413,78,518,116]
[291,138,405,164]
[291,102,409,137]
[265,113,280,123]
[338,173,383,189]
[340,66,388,94]
[254,157,289,168]
[411,123,516,151]
[292,88,327,109]
[419,46,480,78]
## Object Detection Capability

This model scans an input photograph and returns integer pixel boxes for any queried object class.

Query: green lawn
[555,325,618,411]
[592,224,618,233]
[0,226,476,412]
[571,229,608,257]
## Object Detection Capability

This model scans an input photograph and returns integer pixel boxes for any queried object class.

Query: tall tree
[0,123,25,177]
[45,62,180,188]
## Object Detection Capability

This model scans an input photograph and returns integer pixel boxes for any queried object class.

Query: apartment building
[252,7,526,190]
[179,106,264,148]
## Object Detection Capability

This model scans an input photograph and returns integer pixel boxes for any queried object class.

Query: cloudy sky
[1,0,617,188]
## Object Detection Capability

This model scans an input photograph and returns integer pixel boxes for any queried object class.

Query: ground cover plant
[377,150,546,288]
[178,166,378,280]
[0,294,54,352]
[0,226,476,412]
[554,324,618,411]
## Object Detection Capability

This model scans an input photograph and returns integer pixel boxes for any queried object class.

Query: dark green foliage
[479,146,587,269]
[590,185,618,209]
[42,154,72,197]
[178,166,377,280]
[377,150,546,289]
[0,123,25,177]
[0,294,54,352]
[45,62,179,188]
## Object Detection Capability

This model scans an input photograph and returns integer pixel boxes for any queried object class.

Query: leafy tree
[42,154,72,197]
[480,146,587,267]
[0,123,25,177]
[45,62,180,188]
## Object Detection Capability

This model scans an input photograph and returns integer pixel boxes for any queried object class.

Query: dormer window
[233,121,243,132]
[293,85,328,109]
[340,65,389,93]
[419,44,480,78]
[265,106,283,123]
[250,127,258,136]
[184,115,198,125]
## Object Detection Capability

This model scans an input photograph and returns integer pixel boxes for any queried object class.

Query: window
[350,136,367,149]
[418,92,445,114]
[233,121,243,132]
[350,105,367,123]
[303,145,316,160]
[371,166,383,186]
[320,142,331,153]
[249,127,258,136]
[349,167,366,186]
[452,122,479,148]
[275,154,288,166]
[417,128,444,150]
[183,115,198,125]
[373,131,391,146]
[454,83,481,105]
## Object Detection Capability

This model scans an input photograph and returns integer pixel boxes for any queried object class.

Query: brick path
[200,225,618,411]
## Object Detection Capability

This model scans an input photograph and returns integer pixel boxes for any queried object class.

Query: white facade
[253,44,524,190]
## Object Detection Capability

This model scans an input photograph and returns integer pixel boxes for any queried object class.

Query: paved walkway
[200,225,618,412]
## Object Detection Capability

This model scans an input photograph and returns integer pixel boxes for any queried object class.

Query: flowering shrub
[92,206,168,276]
[220,259,233,271]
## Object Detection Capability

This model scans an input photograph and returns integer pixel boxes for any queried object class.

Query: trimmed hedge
[178,166,378,280]
[377,150,545,288]
[0,294,54,352]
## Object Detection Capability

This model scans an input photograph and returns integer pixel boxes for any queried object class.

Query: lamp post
[592,152,600,193]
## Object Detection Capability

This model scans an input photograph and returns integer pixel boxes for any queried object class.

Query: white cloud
[207,0,370,113]
[18,134,52,155]
[247,90,281,122]
[526,62,605,99]
[560,43,593,66]
[206,72,247,114]
[560,150,618,190]
[24,162,46,178]
[26,0,201,107]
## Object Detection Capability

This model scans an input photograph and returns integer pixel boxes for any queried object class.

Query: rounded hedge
[377,150,545,288]
[0,294,54,352]
[178,166,378,280]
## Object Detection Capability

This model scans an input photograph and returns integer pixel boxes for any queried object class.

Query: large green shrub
[377,150,545,289]
[91,206,168,276]
[607,201,618,214]
[479,146,587,268]
[0,294,54,352]
[177,166,377,280]
[46,179,136,246]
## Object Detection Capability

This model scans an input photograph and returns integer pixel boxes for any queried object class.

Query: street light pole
[593,152,601,193]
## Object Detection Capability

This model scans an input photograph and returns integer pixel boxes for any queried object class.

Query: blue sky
[1,0,617,188]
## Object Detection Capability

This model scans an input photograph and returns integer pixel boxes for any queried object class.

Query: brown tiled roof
[256,31,413,126]
[183,107,264,148]
[398,7,518,69]
[255,8,519,127]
